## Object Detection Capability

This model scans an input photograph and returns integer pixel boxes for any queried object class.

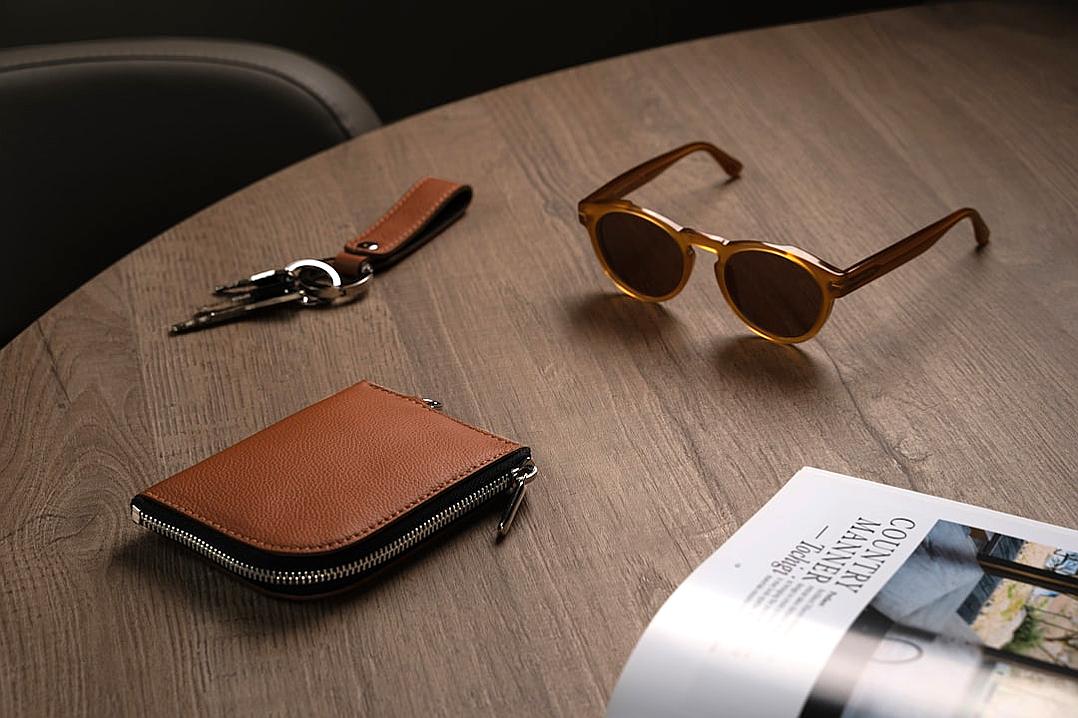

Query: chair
[0,37,380,345]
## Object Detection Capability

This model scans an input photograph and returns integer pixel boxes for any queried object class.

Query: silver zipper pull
[497,460,538,540]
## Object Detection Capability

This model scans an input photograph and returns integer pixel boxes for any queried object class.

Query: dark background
[1,1,914,122]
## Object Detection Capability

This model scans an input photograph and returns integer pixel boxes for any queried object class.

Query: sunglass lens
[595,212,685,299]
[723,250,823,339]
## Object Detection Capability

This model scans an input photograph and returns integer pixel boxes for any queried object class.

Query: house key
[169,259,373,335]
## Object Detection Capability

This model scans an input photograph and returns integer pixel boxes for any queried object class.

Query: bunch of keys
[170,259,373,335]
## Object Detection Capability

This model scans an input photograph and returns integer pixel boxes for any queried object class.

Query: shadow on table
[567,292,823,388]
[567,292,681,345]
[712,335,822,388]
[110,503,500,628]
[112,534,332,632]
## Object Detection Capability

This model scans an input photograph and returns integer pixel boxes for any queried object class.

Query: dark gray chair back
[0,38,380,345]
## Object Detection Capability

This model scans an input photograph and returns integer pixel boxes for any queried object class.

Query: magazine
[606,467,1078,717]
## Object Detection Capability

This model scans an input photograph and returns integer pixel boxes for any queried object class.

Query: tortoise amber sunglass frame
[578,142,990,344]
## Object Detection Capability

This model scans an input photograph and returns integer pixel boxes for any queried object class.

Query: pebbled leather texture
[139,380,520,555]
[333,177,473,276]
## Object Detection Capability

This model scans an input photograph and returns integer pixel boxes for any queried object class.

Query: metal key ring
[287,258,374,303]
[285,258,342,288]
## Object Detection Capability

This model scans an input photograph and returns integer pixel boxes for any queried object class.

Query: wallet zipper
[131,459,536,588]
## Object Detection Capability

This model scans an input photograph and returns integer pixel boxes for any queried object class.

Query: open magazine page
[606,467,1078,718]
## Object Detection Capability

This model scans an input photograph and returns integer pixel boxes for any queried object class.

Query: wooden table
[4,3,1077,715]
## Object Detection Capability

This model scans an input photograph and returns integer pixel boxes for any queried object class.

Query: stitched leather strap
[333,177,473,276]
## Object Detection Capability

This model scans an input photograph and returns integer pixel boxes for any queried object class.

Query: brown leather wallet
[130,380,536,598]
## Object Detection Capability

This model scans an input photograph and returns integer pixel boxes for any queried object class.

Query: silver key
[212,267,295,298]
[169,259,374,335]
[170,282,304,334]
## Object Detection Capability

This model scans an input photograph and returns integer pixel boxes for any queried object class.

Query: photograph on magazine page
[799,520,1078,718]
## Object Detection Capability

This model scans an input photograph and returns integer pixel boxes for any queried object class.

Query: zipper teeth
[137,472,513,587]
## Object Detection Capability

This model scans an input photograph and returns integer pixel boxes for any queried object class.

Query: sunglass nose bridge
[680,227,727,255]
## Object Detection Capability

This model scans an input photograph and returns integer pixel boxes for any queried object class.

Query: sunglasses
[578,142,990,344]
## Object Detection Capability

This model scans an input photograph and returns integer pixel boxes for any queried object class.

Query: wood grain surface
[3,3,1077,715]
